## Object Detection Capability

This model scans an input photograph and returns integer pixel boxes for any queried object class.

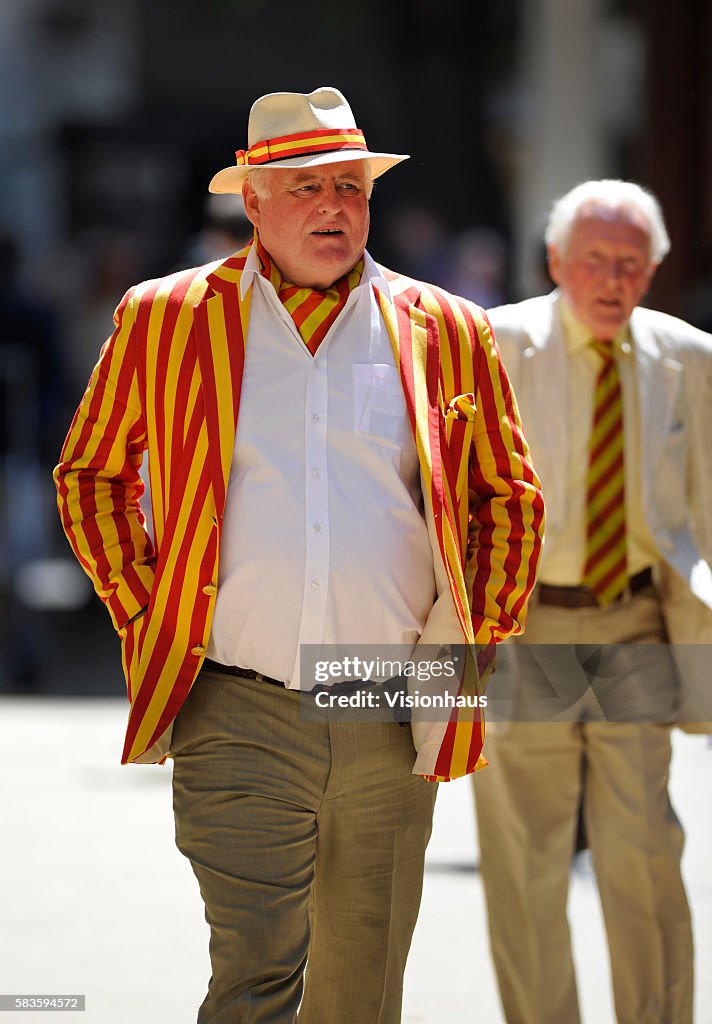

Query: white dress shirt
[207,248,441,686]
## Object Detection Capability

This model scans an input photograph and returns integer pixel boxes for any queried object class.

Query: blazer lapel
[374,283,443,516]
[193,256,252,516]
[630,312,682,457]
[518,294,569,537]
[375,282,474,642]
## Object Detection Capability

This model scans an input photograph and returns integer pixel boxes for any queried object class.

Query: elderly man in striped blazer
[55,86,544,1023]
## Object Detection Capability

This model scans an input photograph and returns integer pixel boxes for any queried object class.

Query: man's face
[547,203,657,339]
[242,160,371,289]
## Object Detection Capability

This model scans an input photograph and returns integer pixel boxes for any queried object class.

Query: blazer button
[202,584,217,596]
[191,645,206,656]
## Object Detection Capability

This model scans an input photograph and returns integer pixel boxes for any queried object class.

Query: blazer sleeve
[53,288,156,630]
[465,307,545,644]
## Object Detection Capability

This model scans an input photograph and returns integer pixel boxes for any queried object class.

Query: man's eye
[292,185,318,195]
[337,182,359,194]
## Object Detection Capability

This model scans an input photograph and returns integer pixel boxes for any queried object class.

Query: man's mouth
[312,229,343,235]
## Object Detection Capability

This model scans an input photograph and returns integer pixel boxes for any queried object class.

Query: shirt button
[311,580,320,591]
[202,584,217,596]
[312,468,321,479]
[312,523,322,533]
[312,413,320,423]
[313,359,320,369]
[191,645,206,656]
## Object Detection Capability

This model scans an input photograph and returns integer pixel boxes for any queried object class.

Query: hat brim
[209,150,409,194]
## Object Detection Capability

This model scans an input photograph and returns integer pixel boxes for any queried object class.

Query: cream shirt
[207,248,463,687]
[539,296,659,586]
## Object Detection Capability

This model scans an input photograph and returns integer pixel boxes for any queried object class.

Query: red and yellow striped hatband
[235,127,368,166]
[209,86,409,194]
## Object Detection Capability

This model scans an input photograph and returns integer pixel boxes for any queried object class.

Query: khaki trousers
[171,668,437,1024]
[474,585,693,1024]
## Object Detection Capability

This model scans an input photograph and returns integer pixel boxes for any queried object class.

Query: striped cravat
[582,340,628,605]
[257,238,363,355]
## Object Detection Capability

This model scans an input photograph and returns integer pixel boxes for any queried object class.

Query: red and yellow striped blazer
[55,245,544,781]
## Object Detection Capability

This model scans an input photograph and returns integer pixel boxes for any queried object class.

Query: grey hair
[545,179,671,265]
[245,161,375,201]
[245,168,273,199]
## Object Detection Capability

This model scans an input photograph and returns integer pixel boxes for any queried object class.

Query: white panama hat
[208,86,409,194]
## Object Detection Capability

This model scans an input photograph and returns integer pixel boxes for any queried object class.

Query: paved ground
[1,697,710,1023]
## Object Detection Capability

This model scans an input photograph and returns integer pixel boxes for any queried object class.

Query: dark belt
[200,658,409,723]
[538,567,654,609]
[202,658,284,687]
[202,658,379,695]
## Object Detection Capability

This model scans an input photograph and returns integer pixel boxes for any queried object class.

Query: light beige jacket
[489,291,712,727]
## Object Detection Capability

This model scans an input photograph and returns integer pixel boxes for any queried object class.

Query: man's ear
[242,181,260,228]
[547,244,562,286]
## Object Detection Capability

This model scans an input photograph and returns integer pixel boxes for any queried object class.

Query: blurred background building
[1,0,711,693]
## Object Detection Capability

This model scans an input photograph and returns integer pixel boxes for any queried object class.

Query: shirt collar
[240,240,261,299]
[239,240,387,301]
[557,292,632,356]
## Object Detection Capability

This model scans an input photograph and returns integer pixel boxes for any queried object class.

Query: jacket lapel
[375,287,441,490]
[630,310,682,468]
[192,256,251,516]
[515,294,569,538]
[375,282,474,642]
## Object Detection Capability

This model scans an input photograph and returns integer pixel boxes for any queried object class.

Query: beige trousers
[474,585,693,1024]
[171,668,437,1024]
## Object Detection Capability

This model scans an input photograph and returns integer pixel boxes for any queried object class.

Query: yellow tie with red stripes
[582,340,628,605]
[257,238,363,355]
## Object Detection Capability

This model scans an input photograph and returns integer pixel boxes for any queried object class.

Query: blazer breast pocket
[443,393,476,448]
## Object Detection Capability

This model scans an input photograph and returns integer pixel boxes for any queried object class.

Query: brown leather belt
[201,657,399,697]
[538,567,654,609]
[202,658,376,693]
[202,658,284,687]
[201,658,410,725]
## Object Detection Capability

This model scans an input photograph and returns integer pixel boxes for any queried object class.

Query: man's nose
[601,260,624,284]
[318,187,344,214]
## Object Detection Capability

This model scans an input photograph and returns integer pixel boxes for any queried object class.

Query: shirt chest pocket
[352,363,415,449]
